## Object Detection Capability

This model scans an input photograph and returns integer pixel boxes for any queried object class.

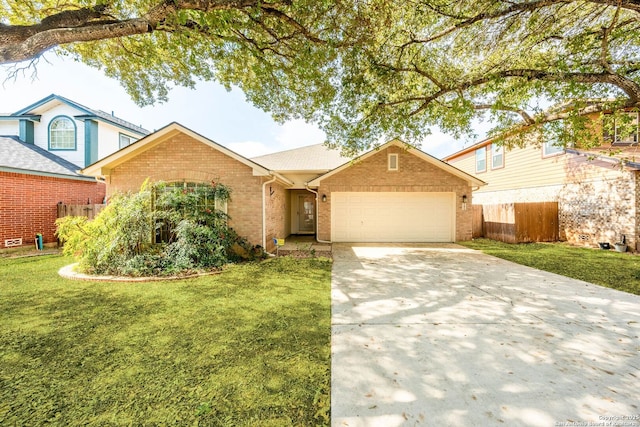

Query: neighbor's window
[475,147,487,173]
[388,153,398,171]
[119,134,137,149]
[542,139,564,157]
[491,144,504,169]
[606,112,639,145]
[49,116,76,150]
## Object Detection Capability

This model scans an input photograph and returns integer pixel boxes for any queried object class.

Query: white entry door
[331,192,455,242]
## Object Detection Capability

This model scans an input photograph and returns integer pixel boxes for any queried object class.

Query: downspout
[262,175,277,251]
[305,185,331,244]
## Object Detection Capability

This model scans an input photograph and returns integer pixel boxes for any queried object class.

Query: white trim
[305,186,331,244]
[491,144,504,169]
[388,153,399,171]
[542,140,564,157]
[614,111,639,144]
[475,146,487,173]
[80,122,292,186]
[262,175,277,250]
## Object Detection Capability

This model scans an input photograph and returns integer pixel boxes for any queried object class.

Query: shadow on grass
[0,256,331,426]
[460,239,640,295]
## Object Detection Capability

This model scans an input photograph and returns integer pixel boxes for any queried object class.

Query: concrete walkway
[331,243,640,427]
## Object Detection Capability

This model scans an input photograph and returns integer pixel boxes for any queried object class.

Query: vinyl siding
[449,144,625,194]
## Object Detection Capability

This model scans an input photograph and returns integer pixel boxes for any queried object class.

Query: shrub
[56,181,262,276]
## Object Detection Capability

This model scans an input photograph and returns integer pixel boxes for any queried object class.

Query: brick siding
[264,181,288,252]
[316,146,474,241]
[0,172,105,248]
[106,133,266,247]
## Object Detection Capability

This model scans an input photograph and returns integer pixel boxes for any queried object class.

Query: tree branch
[474,103,536,125]
[0,0,311,64]
[405,68,640,117]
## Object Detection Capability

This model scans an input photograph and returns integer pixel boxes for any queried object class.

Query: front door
[297,194,315,233]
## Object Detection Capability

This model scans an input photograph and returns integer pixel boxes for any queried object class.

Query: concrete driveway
[331,243,640,427]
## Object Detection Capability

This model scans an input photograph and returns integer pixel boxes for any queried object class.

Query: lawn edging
[58,263,223,282]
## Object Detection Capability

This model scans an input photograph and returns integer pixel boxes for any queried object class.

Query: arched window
[49,116,76,150]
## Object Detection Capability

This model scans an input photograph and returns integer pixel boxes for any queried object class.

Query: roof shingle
[251,143,349,171]
[0,136,93,180]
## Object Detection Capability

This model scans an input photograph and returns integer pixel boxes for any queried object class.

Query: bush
[56,181,262,276]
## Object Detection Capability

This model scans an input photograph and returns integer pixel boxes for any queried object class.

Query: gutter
[305,185,331,244]
[262,174,278,250]
[0,166,97,182]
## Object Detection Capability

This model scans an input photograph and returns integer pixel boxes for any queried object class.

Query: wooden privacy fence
[472,205,484,238]
[57,203,106,220]
[473,202,559,243]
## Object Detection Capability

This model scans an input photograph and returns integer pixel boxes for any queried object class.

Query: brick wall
[0,171,105,248]
[106,133,266,246]
[316,145,474,241]
[558,173,637,249]
[264,181,289,252]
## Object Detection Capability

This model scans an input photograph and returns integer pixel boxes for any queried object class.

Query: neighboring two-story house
[0,94,149,168]
[444,113,640,251]
[0,94,150,249]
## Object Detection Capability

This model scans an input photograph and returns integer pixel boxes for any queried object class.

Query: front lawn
[0,255,331,426]
[460,238,640,295]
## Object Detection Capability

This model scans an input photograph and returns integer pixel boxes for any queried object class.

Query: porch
[274,235,332,257]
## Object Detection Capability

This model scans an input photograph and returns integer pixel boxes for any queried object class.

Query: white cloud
[421,132,466,159]
[274,119,326,149]
[225,140,273,158]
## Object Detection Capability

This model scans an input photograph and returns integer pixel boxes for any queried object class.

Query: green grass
[460,238,640,295]
[0,255,332,426]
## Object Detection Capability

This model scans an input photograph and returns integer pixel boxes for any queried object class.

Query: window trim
[614,112,639,145]
[475,146,487,173]
[542,139,565,158]
[119,133,137,149]
[48,115,77,151]
[491,144,504,170]
[388,153,399,171]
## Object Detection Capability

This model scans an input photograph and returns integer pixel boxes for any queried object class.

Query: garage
[331,192,455,242]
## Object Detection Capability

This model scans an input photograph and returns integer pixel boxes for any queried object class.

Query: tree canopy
[3,0,640,153]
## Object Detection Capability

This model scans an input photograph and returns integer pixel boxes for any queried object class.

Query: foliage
[460,239,640,295]
[0,254,331,426]
[4,1,640,153]
[56,181,259,276]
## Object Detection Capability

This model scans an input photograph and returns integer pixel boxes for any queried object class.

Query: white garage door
[331,192,455,242]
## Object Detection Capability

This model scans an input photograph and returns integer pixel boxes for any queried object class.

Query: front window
[49,116,76,150]
[475,147,487,173]
[491,144,504,169]
[153,182,228,244]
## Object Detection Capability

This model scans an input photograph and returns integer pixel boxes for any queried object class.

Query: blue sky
[0,54,475,158]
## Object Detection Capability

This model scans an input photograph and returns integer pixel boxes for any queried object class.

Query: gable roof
[442,137,494,162]
[0,136,95,181]
[5,94,149,136]
[81,122,293,185]
[308,139,486,187]
[251,143,349,172]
